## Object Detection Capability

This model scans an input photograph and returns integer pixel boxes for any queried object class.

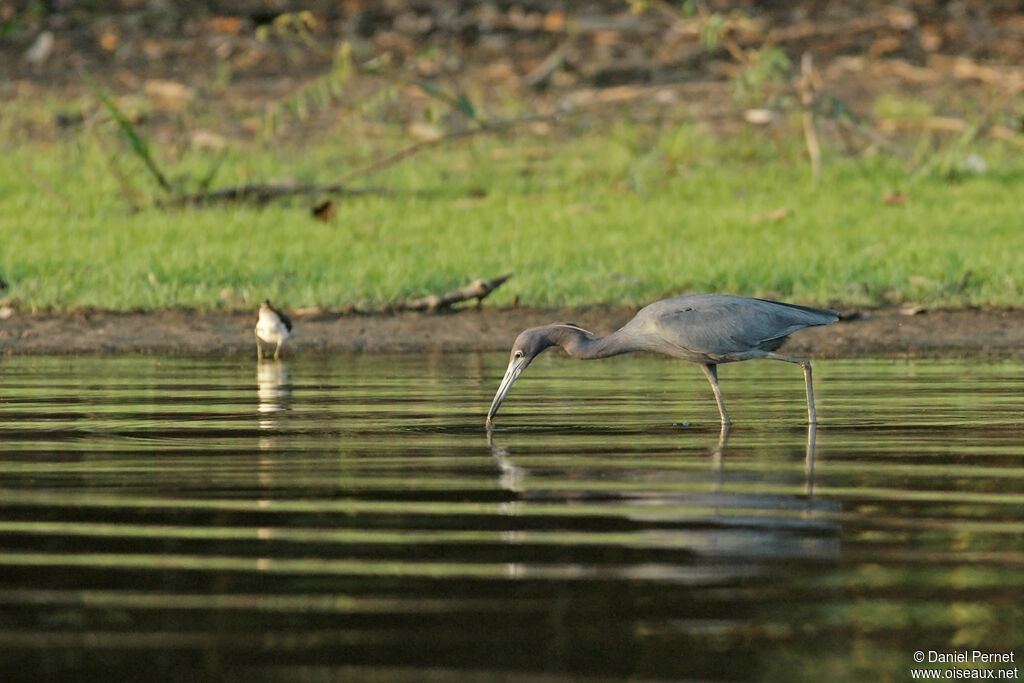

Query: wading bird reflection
[486,294,838,427]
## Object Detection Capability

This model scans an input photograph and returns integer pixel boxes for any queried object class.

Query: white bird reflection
[257,360,292,433]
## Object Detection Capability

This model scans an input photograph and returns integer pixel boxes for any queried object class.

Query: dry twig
[800,52,822,182]
[171,112,563,207]
[21,160,72,209]
[522,41,572,88]
[399,274,513,312]
[324,113,556,190]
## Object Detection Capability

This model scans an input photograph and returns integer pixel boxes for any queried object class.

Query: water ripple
[1,355,1022,681]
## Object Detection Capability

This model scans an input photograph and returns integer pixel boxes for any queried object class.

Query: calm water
[0,354,1022,682]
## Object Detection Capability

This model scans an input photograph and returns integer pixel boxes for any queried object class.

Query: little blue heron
[486,294,838,427]
[255,300,292,361]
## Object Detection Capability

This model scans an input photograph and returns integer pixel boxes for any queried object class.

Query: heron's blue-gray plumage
[487,293,839,427]
[623,294,838,362]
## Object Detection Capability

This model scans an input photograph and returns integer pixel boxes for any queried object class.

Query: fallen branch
[398,274,513,312]
[169,183,393,206]
[171,112,562,207]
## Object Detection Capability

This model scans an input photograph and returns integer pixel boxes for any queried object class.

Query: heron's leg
[700,363,731,426]
[274,340,282,361]
[712,420,731,472]
[805,422,817,499]
[763,353,817,425]
[256,334,263,361]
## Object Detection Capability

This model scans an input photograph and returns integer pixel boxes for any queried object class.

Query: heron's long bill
[486,356,530,427]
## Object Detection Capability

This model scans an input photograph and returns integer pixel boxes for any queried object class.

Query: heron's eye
[514,350,524,359]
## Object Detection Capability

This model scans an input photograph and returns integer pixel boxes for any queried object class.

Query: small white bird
[255,300,293,361]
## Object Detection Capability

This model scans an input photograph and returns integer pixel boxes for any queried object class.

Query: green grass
[1,116,1022,311]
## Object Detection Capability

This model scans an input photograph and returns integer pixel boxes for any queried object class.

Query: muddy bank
[1,306,1022,357]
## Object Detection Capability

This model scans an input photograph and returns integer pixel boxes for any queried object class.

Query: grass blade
[79,68,173,195]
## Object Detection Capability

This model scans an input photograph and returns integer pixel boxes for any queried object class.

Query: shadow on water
[0,354,1022,681]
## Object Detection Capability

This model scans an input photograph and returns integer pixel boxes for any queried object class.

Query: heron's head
[486,323,591,427]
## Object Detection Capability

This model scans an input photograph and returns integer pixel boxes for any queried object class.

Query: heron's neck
[554,328,637,360]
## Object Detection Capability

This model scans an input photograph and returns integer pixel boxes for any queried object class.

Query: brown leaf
[543,11,567,32]
[98,29,119,52]
[205,17,244,35]
[312,200,335,221]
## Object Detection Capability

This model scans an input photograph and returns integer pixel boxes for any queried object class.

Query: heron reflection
[486,423,836,577]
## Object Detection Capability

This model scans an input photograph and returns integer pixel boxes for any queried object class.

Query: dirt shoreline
[1,306,1022,357]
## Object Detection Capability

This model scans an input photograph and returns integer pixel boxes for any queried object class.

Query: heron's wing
[639,295,835,356]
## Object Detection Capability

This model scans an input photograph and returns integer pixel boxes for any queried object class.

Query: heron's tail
[756,298,839,326]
